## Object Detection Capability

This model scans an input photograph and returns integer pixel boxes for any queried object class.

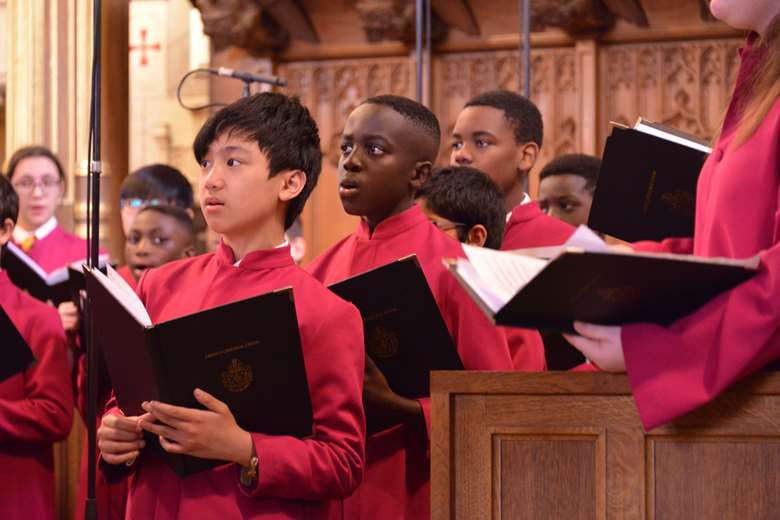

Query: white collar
[13,216,58,243]
[233,239,290,267]
[506,193,532,222]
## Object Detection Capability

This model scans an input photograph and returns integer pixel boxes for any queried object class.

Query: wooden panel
[433,46,581,196]
[432,372,780,520]
[650,438,780,519]
[495,436,598,519]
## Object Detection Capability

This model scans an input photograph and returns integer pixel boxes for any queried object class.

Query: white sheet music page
[461,244,547,307]
[92,265,152,327]
[507,225,611,259]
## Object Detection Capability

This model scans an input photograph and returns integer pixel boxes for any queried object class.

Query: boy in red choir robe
[97,92,366,519]
[76,205,196,520]
[565,2,780,430]
[450,92,578,370]
[0,174,74,519]
[450,90,574,250]
[415,164,545,370]
[306,95,514,520]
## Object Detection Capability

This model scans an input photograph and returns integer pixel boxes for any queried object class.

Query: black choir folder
[84,265,313,477]
[588,118,711,242]
[0,241,108,305]
[446,227,757,335]
[328,255,463,432]
[0,305,35,383]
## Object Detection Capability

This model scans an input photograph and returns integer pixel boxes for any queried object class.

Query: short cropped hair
[464,90,544,149]
[416,165,506,249]
[6,146,66,182]
[361,95,441,161]
[539,153,602,192]
[120,164,194,209]
[193,92,322,230]
[136,205,195,244]
[0,175,19,224]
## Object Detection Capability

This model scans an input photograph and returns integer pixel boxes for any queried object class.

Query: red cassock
[499,202,574,370]
[13,223,89,273]
[620,36,780,430]
[100,243,366,520]
[500,201,575,251]
[0,270,73,519]
[306,204,514,520]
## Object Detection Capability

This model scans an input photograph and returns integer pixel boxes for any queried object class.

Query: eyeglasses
[12,177,62,194]
[429,219,467,232]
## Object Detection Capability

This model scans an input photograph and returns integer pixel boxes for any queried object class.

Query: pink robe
[13,223,89,273]
[621,36,780,430]
[0,270,73,519]
[306,204,514,520]
[100,243,366,519]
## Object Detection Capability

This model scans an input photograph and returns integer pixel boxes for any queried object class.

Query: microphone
[209,67,287,87]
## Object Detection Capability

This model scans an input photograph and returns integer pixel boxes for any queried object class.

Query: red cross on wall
[129,29,161,67]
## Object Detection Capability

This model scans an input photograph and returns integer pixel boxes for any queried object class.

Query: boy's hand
[363,356,423,424]
[140,388,253,465]
[58,301,80,332]
[563,321,626,372]
[98,412,145,465]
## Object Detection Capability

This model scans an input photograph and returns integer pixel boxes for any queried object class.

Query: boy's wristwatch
[239,448,259,487]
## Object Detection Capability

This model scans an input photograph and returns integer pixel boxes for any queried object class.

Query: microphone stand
[84,0,102,517]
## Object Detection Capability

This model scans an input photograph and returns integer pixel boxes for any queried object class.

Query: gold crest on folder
[221,358,253,392]
[367,325,400,359]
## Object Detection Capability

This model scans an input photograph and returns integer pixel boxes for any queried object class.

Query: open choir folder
[445,227,757,334]
[0,305,35,383]
[328,255,462,431]
[1,242,109,305]
[588,118,711,242]
[84,265,314,477]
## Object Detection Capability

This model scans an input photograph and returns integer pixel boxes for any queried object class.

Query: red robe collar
[215,240,294,270]
[355,204,429,241]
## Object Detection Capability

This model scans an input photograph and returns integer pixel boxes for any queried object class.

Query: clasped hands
[98,388,253,467]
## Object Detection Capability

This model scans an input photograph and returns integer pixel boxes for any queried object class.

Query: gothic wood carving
[192,0,319,55]
[600,38,742,150]
[352,0,447,44]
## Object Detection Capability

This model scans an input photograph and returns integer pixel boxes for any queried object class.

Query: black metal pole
[415,0,424,103]
[520,0,531,98]
[85,0,102,518]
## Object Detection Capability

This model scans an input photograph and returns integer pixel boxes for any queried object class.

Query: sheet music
[461,244,547,307]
